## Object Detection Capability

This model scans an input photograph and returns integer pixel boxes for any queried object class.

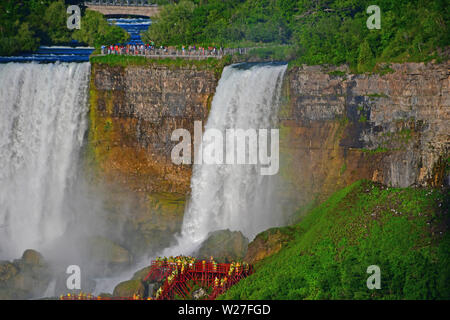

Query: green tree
[142,0,196,45]
[0,0,59,55]
[16,22,39,52]
[0,21,39,56]
[43,0,72,44]
[72,10,130,47]
[357,40,375,73]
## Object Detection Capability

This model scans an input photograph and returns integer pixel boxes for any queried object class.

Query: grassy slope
[220,180,449,300]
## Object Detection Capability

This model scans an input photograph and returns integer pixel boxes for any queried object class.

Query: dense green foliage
[220,180,449,299]
[0,0,129,56]
[72,10,129,47]
[143,0,449,70]
[3,0,448,66]
[357,40,375,73]
[44,0,73,44]
[1,0,58,55]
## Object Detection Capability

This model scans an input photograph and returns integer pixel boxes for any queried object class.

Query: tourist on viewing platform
[156,287,162,299]
[214,277,219,288]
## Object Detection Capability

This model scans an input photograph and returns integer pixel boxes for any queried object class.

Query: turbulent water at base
[0,63,90,260]
[162,63,287,256]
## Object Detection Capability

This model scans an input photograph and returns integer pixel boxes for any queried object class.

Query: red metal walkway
[144,259,253,300]
[60,258,252,300]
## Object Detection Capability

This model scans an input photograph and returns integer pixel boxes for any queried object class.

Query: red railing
[60,259,253,300]
[145,260,253,300]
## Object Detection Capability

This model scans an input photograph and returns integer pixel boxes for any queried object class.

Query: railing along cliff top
[94,47,251,60]
[85,1,157,6]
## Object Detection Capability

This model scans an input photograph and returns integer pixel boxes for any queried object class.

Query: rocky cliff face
[90,63,218,194]
[88,61,449,254]
[88,63,219,254]
[280,62,449,212]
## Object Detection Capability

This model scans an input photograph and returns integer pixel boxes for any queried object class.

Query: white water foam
[0,62,90,260]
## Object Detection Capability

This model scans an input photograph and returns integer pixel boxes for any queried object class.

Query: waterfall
[95,62,287,293]
[165,63,287,256]
[0,62,90,260]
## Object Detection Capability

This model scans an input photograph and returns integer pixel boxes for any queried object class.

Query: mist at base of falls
[0,63,135,297]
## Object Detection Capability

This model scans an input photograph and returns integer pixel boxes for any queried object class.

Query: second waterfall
[174,62,288,253]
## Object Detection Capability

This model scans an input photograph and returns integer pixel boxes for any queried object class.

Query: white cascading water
[0,62,90,260]
[163,63,287,256]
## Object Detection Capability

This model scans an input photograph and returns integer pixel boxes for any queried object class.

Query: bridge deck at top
[85,1,160,17]
[85,1,157,6]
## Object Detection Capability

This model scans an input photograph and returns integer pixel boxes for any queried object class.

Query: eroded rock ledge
[280,62,449,210]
